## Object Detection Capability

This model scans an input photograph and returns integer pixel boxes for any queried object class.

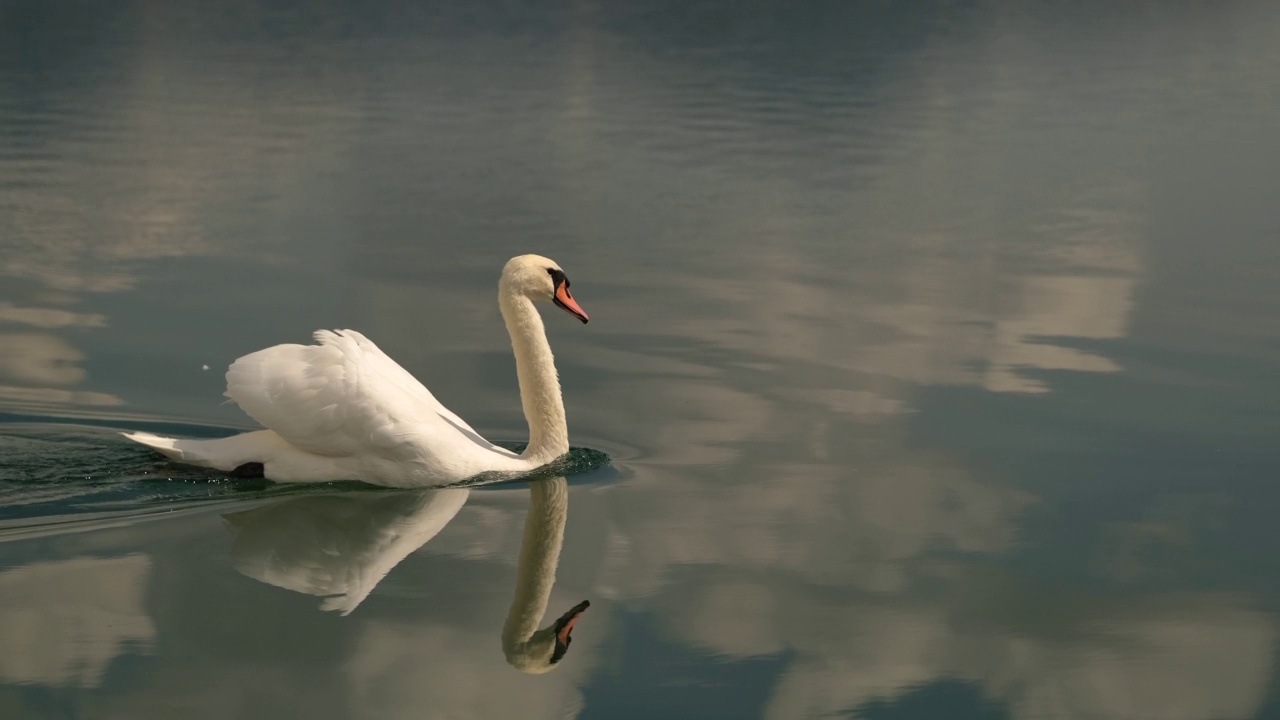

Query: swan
[222,476,589,671]
[124,254,590,487]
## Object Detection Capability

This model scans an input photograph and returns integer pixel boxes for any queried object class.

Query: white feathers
[122,431,185,461]
[226,330,394,458]
[209,329,521,484]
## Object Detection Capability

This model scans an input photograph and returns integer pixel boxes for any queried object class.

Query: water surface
[2,1,1280,718]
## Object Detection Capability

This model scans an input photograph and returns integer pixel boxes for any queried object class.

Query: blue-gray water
[3,1,1280,718]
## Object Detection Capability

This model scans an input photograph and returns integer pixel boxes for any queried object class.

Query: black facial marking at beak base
[547,267,589,324]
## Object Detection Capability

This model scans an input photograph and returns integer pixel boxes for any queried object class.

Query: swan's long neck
[499,289,569,464]
[502,477,569,658]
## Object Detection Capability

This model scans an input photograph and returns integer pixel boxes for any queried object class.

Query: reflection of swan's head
[505,599,590,674]
[501,254,589,324]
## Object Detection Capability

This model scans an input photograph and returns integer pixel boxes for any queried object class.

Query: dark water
[3,0,1280,717]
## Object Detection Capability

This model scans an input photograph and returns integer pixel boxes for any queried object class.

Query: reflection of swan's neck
[499,290,568,464]
[502,477,569,666]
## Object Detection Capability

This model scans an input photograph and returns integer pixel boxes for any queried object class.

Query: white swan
[222,476,589,671]
[124,254,590,487]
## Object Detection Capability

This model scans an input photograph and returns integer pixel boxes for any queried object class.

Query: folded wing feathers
[226,330,375,456]
[222,329,482,468]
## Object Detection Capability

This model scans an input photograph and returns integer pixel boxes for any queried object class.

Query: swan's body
[125,255,589,487]
[223,476,588,671]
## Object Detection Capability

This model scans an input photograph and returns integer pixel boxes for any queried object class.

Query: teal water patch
[442,444,614,488]
[0,423,613,521]
[0,425,337,521]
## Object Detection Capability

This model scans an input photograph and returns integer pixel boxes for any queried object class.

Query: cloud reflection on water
[0,554,154,688]
[760,593,1275,720]
[0,1,1277,718]
[0,25,359,420]
[524,11,1272,718]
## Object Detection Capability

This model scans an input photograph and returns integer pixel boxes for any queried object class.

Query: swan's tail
[123,431,186,460]
[123,430,277,471]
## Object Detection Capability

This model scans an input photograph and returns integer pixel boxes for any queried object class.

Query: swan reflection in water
[222,476,588,673]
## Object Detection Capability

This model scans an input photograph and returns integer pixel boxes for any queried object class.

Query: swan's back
[225,330,513,481]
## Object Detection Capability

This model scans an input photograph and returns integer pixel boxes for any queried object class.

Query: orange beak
[554,283,589,324]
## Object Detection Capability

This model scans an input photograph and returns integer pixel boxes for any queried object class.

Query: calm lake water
[3,1,1280,718]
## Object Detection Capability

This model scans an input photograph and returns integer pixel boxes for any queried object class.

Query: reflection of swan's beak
[550,599,590,663]
[553,283,589,324]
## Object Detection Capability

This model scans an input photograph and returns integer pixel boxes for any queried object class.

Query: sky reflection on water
[2,1,1280,718]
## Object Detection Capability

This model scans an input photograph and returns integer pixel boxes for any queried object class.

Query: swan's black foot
[229,462,265,478]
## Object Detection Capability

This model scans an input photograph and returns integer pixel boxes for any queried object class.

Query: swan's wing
[337,330,483,437]
[225,329,492,457]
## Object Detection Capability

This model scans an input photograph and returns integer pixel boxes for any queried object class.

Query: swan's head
[501,254,590,324]
[505,599,590,674]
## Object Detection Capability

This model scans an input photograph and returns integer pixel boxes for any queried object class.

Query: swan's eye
[546,268,568,289]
